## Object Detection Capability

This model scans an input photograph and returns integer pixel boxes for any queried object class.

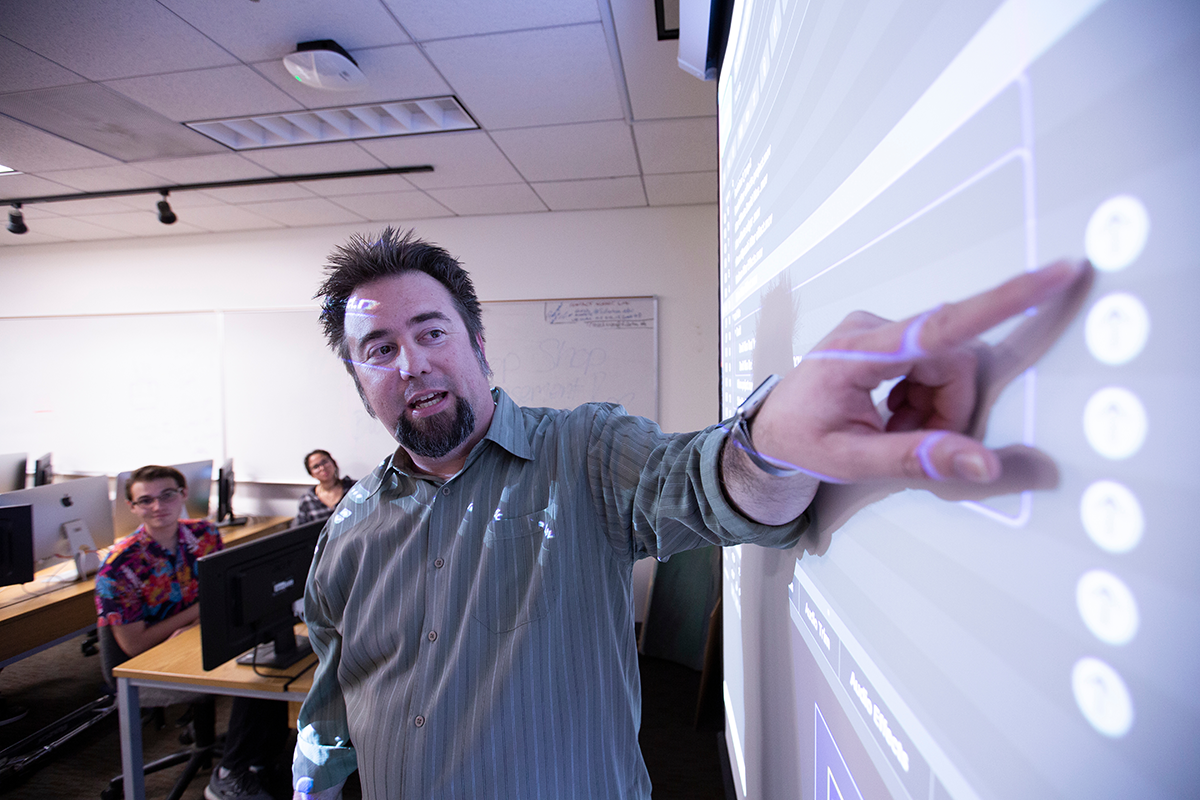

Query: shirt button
[414,715,425,728]
[434,558,444,568]
[427,630,438,642]
[441,486,451,495]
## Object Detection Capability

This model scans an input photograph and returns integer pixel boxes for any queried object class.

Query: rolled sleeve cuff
[699,423,811,547]
[293,724,358,793]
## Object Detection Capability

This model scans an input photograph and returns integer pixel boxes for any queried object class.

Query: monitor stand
[236,634,312,669]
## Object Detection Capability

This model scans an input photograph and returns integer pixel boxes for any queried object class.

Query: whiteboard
[0,298,656,485]
[0,313,222,476]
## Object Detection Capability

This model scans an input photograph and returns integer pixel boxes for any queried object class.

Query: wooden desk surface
[0,515,291,665]
[113,623,315,696]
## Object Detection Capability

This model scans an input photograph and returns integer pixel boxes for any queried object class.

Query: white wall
[0,205,720,517]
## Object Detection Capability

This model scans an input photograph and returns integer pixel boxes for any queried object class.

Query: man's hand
[752,259,1093,486]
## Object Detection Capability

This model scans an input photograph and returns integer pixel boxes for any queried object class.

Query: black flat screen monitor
[0,505,34,587]
[0,476,114,577]
[215,458,246,527]
[197,519,323,671]
[0,453,26,493]
[33,453,52,487]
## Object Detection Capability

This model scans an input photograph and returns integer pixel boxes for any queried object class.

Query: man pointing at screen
[292,227,1091,799]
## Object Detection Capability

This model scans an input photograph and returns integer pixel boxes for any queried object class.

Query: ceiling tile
[295,174,417,197]
[136,155,278,185]
[532,177,647,211]
[18,216,134,241]
[0,228,66,246]
[423,25,623,129]
[106,66,304,123]
[256,45,451,109]
[80,211,209,237]
[33,165,166,193]
[0,114,118,173]
[0,84,227,161]
[0,36,86,93]
[1,0,237,81]
[644,171,718,206]
[425,183,547,216]
[609,0,717,121]
[159,0,411,62]
[358,131,522,189]
[634,117,718,174]
[492,121,638,181]
[27,196,144,216]
[329,190,453,221]
[0,173,82,201]
[201,183,317,204]
[174,204,287,233]
[239,142,385,175]
[237,197,368,227]
[391,0,601,40]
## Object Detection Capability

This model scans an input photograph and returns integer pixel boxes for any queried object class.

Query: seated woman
[293,450,353,527]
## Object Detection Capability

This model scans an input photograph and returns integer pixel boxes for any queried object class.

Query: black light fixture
[4,165,433,235]
[156,190,177,225]
[7,203,27,234]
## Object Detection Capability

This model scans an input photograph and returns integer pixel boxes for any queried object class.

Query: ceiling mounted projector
[282,40,367,91]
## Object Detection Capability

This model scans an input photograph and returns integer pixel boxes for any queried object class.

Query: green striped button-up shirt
[293,388,807,799]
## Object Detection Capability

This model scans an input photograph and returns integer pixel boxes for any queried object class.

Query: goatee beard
[395,396,476,459]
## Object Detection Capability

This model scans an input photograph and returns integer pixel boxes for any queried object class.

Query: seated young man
[94,465,287,800]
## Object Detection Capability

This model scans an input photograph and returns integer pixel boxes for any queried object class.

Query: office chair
[97,625,222,800]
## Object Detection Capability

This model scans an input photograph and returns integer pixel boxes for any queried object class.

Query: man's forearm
[720,435,819,526]
[110,603,200,657]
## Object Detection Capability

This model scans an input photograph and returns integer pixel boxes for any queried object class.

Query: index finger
[913,260,1089,353]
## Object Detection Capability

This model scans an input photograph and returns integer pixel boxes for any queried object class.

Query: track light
[156,191,177,225]
[7,204,27,234]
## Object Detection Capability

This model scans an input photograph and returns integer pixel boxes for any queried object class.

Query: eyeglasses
[308,458,334,471]
[130,488,183,509]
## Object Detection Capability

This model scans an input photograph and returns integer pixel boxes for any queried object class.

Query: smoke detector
[282,40,367,91]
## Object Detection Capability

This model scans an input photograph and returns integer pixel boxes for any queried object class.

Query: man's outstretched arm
[721,259,1093,525]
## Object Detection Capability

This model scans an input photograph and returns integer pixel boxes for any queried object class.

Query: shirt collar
[361,388,532,498]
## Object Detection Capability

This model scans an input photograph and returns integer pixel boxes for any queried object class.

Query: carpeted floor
[0,636,727,799]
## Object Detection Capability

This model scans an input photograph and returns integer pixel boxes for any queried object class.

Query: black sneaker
[0,698,28,727]
[204,766,273,800]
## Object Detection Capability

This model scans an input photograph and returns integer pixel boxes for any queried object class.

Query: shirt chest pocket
[471,509,559,634]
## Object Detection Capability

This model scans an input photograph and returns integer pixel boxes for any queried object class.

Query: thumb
[850,429,1001,483]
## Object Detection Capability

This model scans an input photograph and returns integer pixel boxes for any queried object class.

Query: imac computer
[0,504,34,587]
[112,460,213,539]
[197,518,324,671]
[0,476,114,579]
[0,453,26,493]
[215,458,247,527]
[32,453,52,487]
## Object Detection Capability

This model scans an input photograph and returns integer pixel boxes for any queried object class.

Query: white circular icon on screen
[1085,195,1149,272]
[1085,293,1150,365]
[1080,480,1144,553]
[1072,657,1134,738]
[1083,387,1147,459]
[1077,570,1139,646]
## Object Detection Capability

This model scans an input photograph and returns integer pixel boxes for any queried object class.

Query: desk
[0,516,290,667]
[113,624,314,800]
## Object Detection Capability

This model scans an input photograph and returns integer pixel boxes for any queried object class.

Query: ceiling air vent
[186,96,477,150]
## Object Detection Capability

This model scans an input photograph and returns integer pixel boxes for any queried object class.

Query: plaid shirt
[94,519,222,627]
[293,476,355,527]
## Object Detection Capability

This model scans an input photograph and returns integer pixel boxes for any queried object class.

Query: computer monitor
[113,460,214,539]
[0,453,26,493]
[0,504,34,587]
[197,519,324,671]
[33,453,52,486]
[0,476,114,578]
[215,458,246,527]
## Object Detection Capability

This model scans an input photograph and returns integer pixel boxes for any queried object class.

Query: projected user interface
[719,0,1198,799]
